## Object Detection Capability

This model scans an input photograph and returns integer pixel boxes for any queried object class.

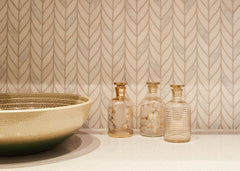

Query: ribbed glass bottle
[164,85,191,143]
[140,82,164,137]
[108,82,133,138]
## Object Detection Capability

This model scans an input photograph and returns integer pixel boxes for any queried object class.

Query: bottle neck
[171,88,183,101]
[115,86,126,98]
[148,85,158,95]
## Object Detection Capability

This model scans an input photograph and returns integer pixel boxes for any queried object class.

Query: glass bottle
[108,82,133,138]
[140,82,164,137]
[164,85,191,143]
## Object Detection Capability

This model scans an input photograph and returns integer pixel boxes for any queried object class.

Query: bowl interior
[0,93,89,110]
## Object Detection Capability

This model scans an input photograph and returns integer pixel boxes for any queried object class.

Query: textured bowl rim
[0,93,91,113]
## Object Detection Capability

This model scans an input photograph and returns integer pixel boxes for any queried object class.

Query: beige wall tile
[0,0,240,129]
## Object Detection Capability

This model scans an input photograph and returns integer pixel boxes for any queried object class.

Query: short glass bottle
[108,82,133,138]
[164,85,191,143]
[140,82,164,137]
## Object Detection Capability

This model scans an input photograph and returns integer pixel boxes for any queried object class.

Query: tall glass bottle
[108,82,133,138]
[140,82,164,137]
[164,85,191,143]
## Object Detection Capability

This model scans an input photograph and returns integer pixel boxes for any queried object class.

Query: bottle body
[108,83,133,138]
[140,82,164,137]
[140,96,164,137]
[164,85,191,143]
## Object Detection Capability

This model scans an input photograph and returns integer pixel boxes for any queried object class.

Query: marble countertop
[1,129,240,171]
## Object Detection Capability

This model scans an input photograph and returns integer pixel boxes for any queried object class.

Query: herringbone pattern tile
[0,0,240,129]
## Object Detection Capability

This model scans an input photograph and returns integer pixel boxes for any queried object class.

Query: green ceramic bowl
[0,93,91,156]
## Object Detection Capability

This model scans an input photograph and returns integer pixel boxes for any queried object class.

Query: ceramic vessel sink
[0,93,91,156]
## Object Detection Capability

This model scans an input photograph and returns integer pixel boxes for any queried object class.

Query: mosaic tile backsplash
[0,0,240,129]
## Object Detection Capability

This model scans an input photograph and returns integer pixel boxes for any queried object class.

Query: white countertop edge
[2,129,240,171]
[82,128,240,135]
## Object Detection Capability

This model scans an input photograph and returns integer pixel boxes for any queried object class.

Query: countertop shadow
[0,130,100,169]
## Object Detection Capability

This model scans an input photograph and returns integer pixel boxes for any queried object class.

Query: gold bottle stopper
[170,85,184,97]
[147,82,160,94]
[114,82,127,98]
